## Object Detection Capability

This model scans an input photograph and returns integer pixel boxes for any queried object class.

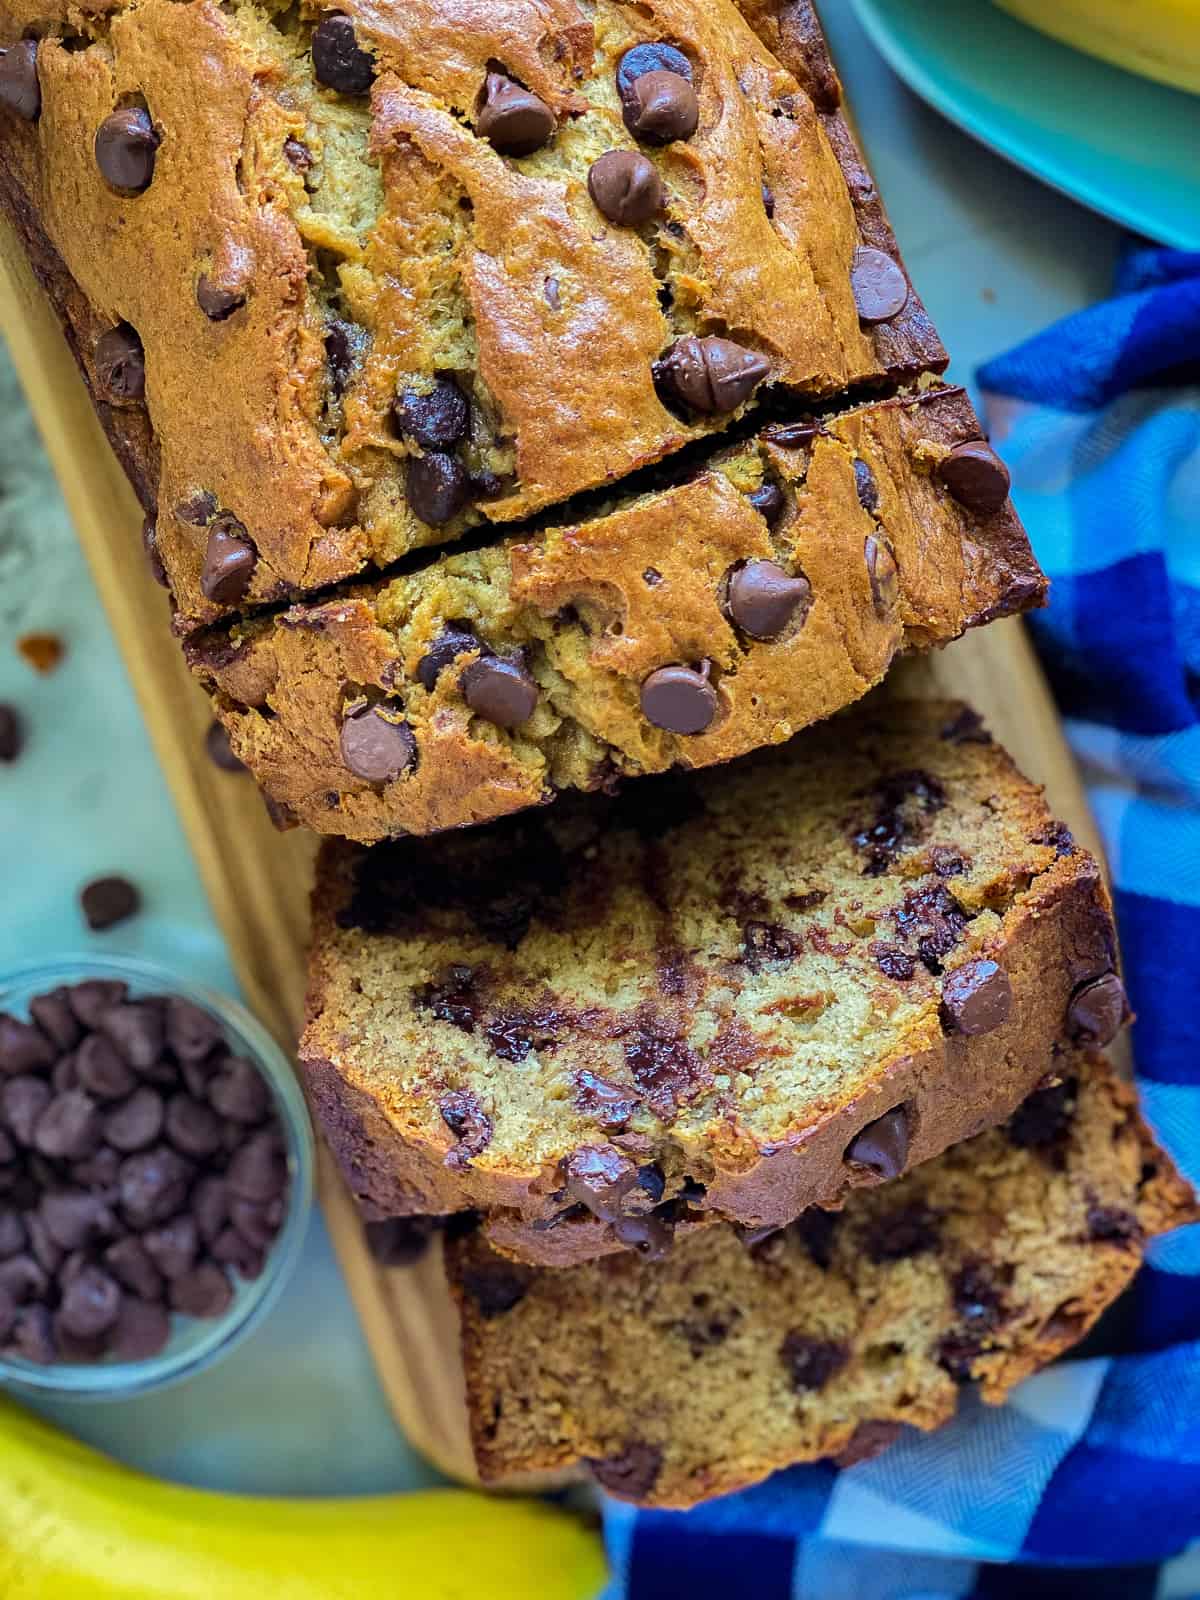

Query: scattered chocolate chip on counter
[80,876,142,933]
[16,633,64,674]
[0,977,291,1367]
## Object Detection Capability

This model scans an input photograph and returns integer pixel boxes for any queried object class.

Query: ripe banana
[0,1395,605,1600]
[994,0,1200,96]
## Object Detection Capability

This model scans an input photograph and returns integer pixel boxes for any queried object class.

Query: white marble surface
[0,3,1127,1493]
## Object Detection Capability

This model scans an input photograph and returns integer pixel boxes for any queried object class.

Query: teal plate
[849,0,1200,250]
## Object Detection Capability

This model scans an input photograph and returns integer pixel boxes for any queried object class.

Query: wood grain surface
[0,210,1105,1486]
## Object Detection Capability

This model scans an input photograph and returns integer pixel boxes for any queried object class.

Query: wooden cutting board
[0,211,1105,1486]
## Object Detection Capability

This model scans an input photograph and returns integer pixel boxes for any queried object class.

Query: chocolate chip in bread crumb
[339,704,417,783]
[746,482,786,526]
[461,656,538,728]
[1067,972,1127,1045]
[845,1104,910,1180]
[619,52,699,145]
[1086,1204,1141,1243]
[196,274,246,321]
[780,1331,849,1393]
[393,376,469,451]
[940,958,1013,1036]
[587,150,666,225]
[864,536,898,618]
[94,107,159,193]
[176,490,218,527]
[311,14,374,95]
[850,247,909,323]
[0,704,23,763]
[205,720,246,773]
[16,633,64,674]
[80,875,141,932]
[640,664,718,735]
[169,1262,233,1319]
[406,451,470,526]
[939,441,1012,514]
[586,1441,664,1500]
[853,458,880,512]
[439,1089,493,1168]
[653,335,769,414]
[0,40,40,121]
[476,72,556,156]
[616,42,693,98]
[200,516,256,604]
[416,625,480,691]
[461,1258,531,1318]
[722,559,811,641]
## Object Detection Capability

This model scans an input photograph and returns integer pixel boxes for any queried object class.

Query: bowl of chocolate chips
[0,956,314,1395]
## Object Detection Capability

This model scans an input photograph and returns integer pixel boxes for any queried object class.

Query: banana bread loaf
[300,699,1127,1264]
[189,385,1041,841]
[448,1048,1196,1507]
[0,0,944,633]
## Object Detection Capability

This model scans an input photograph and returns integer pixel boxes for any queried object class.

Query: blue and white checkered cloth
[602,249,1200,1599]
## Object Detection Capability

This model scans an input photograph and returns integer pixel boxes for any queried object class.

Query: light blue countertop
[0,5,1123,1493]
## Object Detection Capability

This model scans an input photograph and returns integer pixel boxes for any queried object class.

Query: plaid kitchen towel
[602,249,1200,1598]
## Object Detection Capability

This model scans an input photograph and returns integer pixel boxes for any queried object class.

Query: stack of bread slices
[3,0,1191,1507]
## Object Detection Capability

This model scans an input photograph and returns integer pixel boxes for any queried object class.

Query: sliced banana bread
[190,386,1040,841]
[301,699,1126,1263]
[448,1048,1196,1507]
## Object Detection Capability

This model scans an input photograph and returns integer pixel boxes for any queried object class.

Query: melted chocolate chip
[476,72,555,156]
[561,1146,639,1220]
[416,965,479,1033]
[865,1203,939,1263]
[850,247,909,323]
[640,664,717,735]
[95,107,159,192]
[394,375,470,450]
[624,1024,705,1122]
[94,325,145,404]
[742,921,800,969]
[872,943,915,982]
[653,335,769,414]
[573,1070,640,1131]
[406,451,470,526]
[0,40,40,121]
[586,1441,664,1501]
[587,148,667,225]
[746,482,786,526]
[852,769,946,876]
[339,704,416,783]
[939,441,1011,514]
[722,559,811,641]
[780,1331,848,1392]
[853,458,879,512]
[439,1090,492,1169]
[940,958,1012,1036]
[845,1105,910,1181]
[325,318,366,399]
[893,883,969,974]
[311,14,374,95]
[416,624,480,691]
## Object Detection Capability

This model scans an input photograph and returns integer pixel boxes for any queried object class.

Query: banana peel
[0,1395,606,1599]
[994,0,1200,96]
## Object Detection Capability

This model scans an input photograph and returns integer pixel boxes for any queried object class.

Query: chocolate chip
[0,703,23,762]
[780,1331,849,1392]
[394,375,470,450]
[59,1265,121,1338]
[952,1262,1007,1331]
[204,720,245,772]
[939,441,1011,514]
[845,1105,909,1180]
[611,1211,675,1259]
[2,1078,51,1146]
[653,335,769,414]
[622,68,698,144]
[33,1090,101,1160]
[561,1146,639,1220]
[439,1090,493,1169]
[108,1296,171,1360]
[196,274,245,321]
[230,1196,283,1250]
[0,1209,25,1258]
[207,1057,271,1124]
[200,517,256,605]
[1007,1077,1076,1152]
[340,704,417,783]
[853,458,879,512]
[586,1441,664,1501]
[460,1258,531,1318]
[80,875,141,932]
[587,149,666,225]
[866,1203,939,1263]
[1067,973,1127,1045]
[865,535,899,617]
[0,1253,47,1303]
[722,559,811,641]
[94,107,159,192]
[573,1071,640,1132]
[0,40,40,121]
[324,317,366,397]
[105,1089,166,1154]
[1086,1204,1141,1243]
[176,490,218,528]
[284,136,313,171]
[143,1215,199,1279]
[747,482,786,526]
[41,1190,115,1252]
[616,42,693,99]
[73,1144,120,1189]
[28,989,81,1053]
[850,247,909,323]
[834,1420,904,1468]
[461,656,538,728]
[98,1002,164,1071]
[162,998,221,1065]
[61,984,130,1041]
[742,922,800,969]
[365,1216,435,1266]
[211,1225,265,1279]
[0,1015,54,1076]
[416,625,480,691]
[311,13,374,94]
[26,1212,62,1276]
[940,958,1013,1036]
[226,1129,287,1202]
[94,325,145,403]
[192,1175,228,1246]
[9,1303,55,1363]
[119,1146,191,1228]
[164,1094,224,1158]
[406,451,470,526]
[640,664,717,735]
[169,1262,233,1319]
[476,71,555,155]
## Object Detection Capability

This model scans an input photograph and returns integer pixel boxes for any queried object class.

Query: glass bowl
[0,954,314,1398]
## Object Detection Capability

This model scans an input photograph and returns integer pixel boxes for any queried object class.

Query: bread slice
[0,0,944,632]
[448,1047,1196,1507]
[300,698,1125,1263]
[191,386,1042,840]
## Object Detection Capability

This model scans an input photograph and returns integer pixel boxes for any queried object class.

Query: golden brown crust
[0,0,945,632]
[447,1049,1197,1508]
[192,387,1043,842]
[297,700,1118,1257]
